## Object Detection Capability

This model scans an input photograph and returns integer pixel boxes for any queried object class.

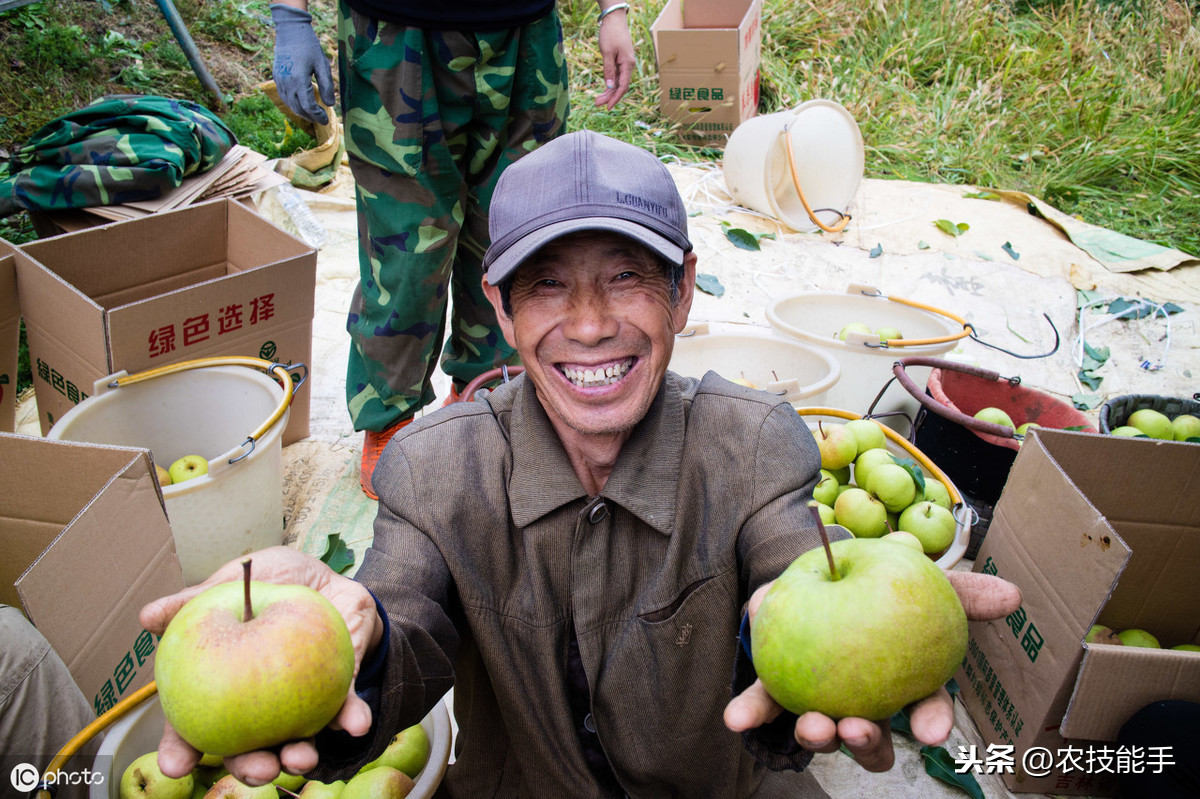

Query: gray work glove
[270,3,335,124]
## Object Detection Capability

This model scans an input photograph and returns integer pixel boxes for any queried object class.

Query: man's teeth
[563,360,632,387]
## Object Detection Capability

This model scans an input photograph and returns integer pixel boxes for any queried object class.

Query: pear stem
[808,502,840,581]
[242,558,253,623]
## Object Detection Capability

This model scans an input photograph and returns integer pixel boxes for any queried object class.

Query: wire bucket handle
[102,356,304,465]
[460,365,526,403]
[891,356,1021,441]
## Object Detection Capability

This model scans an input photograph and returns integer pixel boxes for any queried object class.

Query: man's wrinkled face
[483,231,696,442]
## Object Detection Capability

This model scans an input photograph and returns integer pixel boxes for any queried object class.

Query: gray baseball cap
[483,131,692,283]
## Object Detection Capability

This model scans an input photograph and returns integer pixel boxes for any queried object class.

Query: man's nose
[563,292,619,345]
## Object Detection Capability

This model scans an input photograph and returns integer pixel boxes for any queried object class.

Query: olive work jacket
[327,371,839,797]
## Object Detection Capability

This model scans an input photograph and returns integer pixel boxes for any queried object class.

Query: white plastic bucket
[90,694,452,799]
[48,363,291,585]
[669,322,840,407]
[767,286,963,429]
[723,99,864,233]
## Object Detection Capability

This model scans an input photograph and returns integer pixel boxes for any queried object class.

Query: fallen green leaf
[318,533,356,574]
[920,745,985,799]
[1106,297,1184,320]
[934,219,969,237]
[695,273,725,297]
[1001,241,1020,260]
[724,227,762,251]
[890,707,913,737]
[917,240,931,250]
[1078,369,1103,391]
[1083,340,1110,365]
[720,221,776,251]
[1064,425,1089,431]
[963,191,1001,201]
[870,243,883,258]
[1072,393,1103,410]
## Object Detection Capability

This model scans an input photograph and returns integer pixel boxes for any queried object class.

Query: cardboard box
[14,198,316,445]
[956,429,1200,795]
[651,0,763,145]
[0,432,185,715]
[0,243,18,433]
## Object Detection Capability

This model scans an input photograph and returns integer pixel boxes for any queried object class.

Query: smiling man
[142,131,1020,798]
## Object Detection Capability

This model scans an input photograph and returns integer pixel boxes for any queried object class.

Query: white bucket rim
[46,363,291,496]
[766,290,964,355]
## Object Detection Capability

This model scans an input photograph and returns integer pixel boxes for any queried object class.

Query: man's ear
[672,252,698,334]
[481,275,518,349]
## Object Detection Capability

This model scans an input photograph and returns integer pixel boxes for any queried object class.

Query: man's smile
[559,357,636,388]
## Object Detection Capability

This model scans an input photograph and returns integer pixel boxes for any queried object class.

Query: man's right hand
[270,3,336,125]
[139,546,381,785]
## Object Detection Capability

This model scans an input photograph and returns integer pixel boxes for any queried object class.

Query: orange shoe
[360,418,413,500]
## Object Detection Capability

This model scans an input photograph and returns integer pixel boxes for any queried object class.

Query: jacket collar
[506,374,684,536]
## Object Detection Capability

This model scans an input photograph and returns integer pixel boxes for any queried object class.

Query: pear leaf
[319,533,356,574]
[890,455,927,495]
[917,240,931,250]
[934,219,969,237]
[695,273,725,298]
[1083,340,1110,364]
[1001,241,1020,260]
[890,707,914,737]
[1072,393,1103,410]
[720,221,776,251]
[920,745,985,799]
[1078,369,1103,390]
[869,243,883,258]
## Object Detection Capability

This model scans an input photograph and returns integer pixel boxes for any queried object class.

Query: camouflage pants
[338,4,569,432]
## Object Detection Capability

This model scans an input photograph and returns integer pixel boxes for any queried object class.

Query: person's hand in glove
[270,3,335,125]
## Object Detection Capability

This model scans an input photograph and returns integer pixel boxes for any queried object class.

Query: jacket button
[584,713,597,733]
[588,501,608,524]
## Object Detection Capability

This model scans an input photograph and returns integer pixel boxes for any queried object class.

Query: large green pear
[1127,408,1173,440]
[342,766,414,799]
[752,538,967,720]
[120,751,194,799]
[1116,628,1160,648]
[360,723,431,779]
[155,568,356,757]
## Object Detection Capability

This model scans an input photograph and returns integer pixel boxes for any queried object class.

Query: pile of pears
[1085,623,1200,652]
[119,723,431,799]
[1109,407,1200,442]
[811,419,957,556]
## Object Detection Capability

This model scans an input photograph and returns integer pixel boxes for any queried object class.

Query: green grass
[557,0,1200,254]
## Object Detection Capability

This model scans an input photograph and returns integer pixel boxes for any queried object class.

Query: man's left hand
[723,571,1021,772]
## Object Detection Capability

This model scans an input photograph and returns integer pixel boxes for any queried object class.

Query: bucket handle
[37,681,160,798]
[460,364,526,403]
[106,356,303,465]
[891,357,1021,440]
[847,286,975,349]
[781,125,853,234]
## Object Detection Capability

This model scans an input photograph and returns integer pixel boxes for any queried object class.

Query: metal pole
[153,0,226,112]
